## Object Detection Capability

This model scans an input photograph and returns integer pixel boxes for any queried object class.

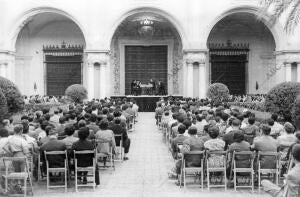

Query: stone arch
[204,5,286,51]
[107,6,187,49]
[9,7,87,51]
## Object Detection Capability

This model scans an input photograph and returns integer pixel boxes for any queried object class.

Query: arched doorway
[207,12,276,95]
[110,11,183,96]
[15,12,86,96]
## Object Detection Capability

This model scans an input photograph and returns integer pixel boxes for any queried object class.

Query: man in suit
[262,144,300,196]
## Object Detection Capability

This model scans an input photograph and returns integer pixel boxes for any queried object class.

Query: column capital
[183,50,207,65]
[84,50,110,65]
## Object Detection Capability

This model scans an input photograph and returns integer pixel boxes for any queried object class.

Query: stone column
[0,51,15,81]
[186,60,194,97]
[198,61,206,99]
[297,63,300,83]
[285,63,292,82]
[184,50,208,98]
[0,63,7,78]
[84,50,110,100]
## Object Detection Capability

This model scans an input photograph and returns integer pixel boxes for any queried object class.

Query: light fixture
[138,18,154,38]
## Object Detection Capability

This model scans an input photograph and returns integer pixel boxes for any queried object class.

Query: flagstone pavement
[33,112,269,197]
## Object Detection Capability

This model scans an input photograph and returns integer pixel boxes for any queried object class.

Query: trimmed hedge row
[227,102,265,112]
[23,103,69,113]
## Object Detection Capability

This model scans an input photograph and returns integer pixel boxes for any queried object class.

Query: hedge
[207,83,230,105]
[0,89,8,122]
[65,84,87,103]
[292,95,300,130]
[0,76,24,113]
[227,102,265,112]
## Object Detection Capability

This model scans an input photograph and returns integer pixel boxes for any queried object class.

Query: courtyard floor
[33,112,269,197]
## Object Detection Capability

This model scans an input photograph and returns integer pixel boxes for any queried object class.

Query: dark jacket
[110,124,128,146]
[71,140,95,167]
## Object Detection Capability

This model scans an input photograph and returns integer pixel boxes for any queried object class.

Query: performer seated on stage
[157,80,165,95]
[131,80,137,95]
[136,80,142,96]
[150,79,156,95]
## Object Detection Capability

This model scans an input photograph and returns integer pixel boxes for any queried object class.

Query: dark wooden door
[125,46,168,95]
[46,55,82,96]
[210,55,247,95]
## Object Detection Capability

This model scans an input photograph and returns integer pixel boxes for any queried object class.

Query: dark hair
[292,144,300,162]
[14,124,23,134]
[107,114,114,122]
[78,127,89,140]
[64,125,75,136]
[113,111,121,117]
[196,115,202,122]
[44,114,51,121]
[188,126,197,135]
[177,115,185,123]
[0,128,9,137]
[183,119,192,129]
[232,119,241,127]
[78,120,86,128]
[271,114,278,122]
[233,130,244,143]
[267,118,274,126]
[208,126,219,139]
[248,117,255,125]
[90,114,97,122]
[21,120,29,134]
[99,120,108,130]
[284,122,295,134]
[295,131,300,141]
[260,124,271,135]
[114,118,121,125]
[45,125,53,136]
[59,117,66,124]
[177,124,186,134]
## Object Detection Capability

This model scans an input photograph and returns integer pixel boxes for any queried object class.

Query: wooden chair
[258,151,281,193]
[180,150,205,190]
[3,157,33,197]
[206,150,227,191]
[44,150,68,192]
[232,151,255,193]
[114,134,124,162]
[74,150,96,192]
[95,139,115,170]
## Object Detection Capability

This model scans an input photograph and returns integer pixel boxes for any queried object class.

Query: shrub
[23,103,69,113]
[265,82,300,116]
[0,89,8,122]
[65,84,87,103]
[292,95,300,130]
[207,83,230,105]
[0,76,24,113]
[227,102,266,112]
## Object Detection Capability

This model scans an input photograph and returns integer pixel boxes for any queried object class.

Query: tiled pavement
[33,112,268,197]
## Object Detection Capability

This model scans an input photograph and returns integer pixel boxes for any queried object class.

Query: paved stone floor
[33,112,269,197]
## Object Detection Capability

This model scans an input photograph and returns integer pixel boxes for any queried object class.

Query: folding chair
[232,151,255,192]
[175,143,183,160]
[157,115,162,129]
[44,150,68,192]
[3,157,33,197]
[206,150,227,190]
[74,150,96,192]
[95,139,115,170]
[258,151,280,193]
[114,134,124,162]
[128,115,135,132]
[278,145,291,177]
[180,150,205,190]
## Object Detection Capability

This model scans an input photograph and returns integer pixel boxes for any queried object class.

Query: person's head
[99,120,108,130]
[196,115,203,122]
[183,119,192,130]
[107,114,114,122]
[2,119,9,127]
[59,117,66,124]
[113,111,121,117]
[271,114,278,122]
[0,128,9,138]
[177,115,185,123]
[232,119,241,128]
[78,120,86,128]
[44,114,51,121]
[21,119,29,134]
[248,116,255,125]
[114,118,121,125]
[177,124,186,134]
[233,130,245,143]
[45,125,53,136]
[78,127,89,141]
[90,114,97,123]
[292,144,300,162]
[267,118,274,126]
[284,122,295,134]
[188,126,197,136]
[295,131,300,141]
[14,124,23,134]
[260,124,271,136]
[64,125,75,136]
[208,126,220,139]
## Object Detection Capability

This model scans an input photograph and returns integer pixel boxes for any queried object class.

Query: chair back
[233,151,255,168]
[183,150,205,168]
[206,150,227,168]
[95,139,113,156]
[2,157,28,173]
[258,151,280,169]
[74,150,96,168]
[44,150,67,168]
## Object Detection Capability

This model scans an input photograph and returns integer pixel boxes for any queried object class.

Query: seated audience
[62,125,78,148]
[170,124,187,159]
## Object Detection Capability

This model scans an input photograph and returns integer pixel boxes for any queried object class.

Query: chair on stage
[258,151,281,193]
[44,150,68,192]
[3,157,33,197]
[95,139,115,170]
[180,151,205,189]
[231,151,255,192]
[206,151,227,191]
[74,150,97,192]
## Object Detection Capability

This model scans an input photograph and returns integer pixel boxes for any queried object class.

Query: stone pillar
[0,51,15,81]
[198,61,206,99]
[297,63,300,83]
[186,60,194,97]
[0,63,7,78]
[285,63,292,82]
[84,50,110,100]
[184,50,208,98]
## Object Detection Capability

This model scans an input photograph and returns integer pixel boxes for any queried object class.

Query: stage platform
[110,95,183,112]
